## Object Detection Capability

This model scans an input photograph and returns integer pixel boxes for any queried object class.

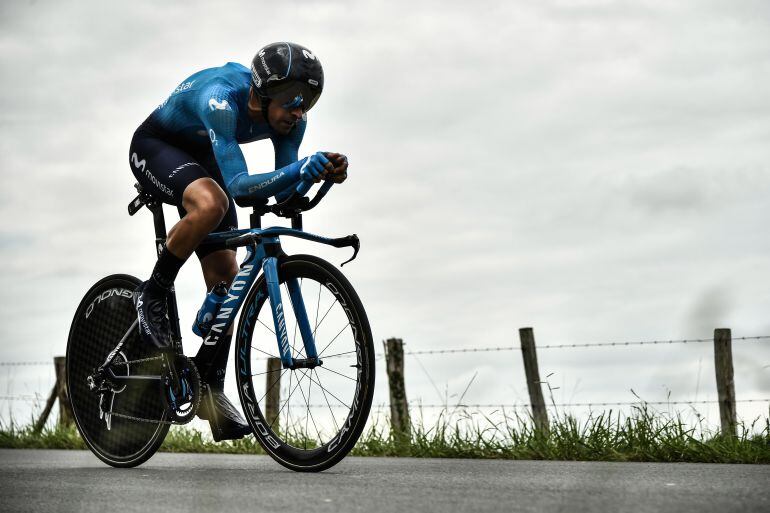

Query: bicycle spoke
[303,372,310,449]
[271,369,309,432]
[317,322,352,358]
[258,368,287,404]
[317,364,357,382]
[321,350,357,359]
[257,318,275,335]
[307,375,321,442]
[284,366,294,431]
[313,368,340,432]
[297,372,321,445]
[305,372,351,410]
[251,345,279,360]
[312,298,338,337]
[250,367,283,377]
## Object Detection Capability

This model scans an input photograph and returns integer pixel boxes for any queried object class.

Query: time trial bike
[66,180,375,472]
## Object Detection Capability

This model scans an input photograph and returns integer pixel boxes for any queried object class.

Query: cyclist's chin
[272,119,295,135]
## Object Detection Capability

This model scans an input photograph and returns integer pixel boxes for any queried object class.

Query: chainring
[161,354,201,424]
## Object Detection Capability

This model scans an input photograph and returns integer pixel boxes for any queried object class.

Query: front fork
[262,256,322,369]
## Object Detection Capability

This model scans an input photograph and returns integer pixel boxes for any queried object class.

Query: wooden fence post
[384,338,410,438]
[714,328,737,437]
[519,327,549,435]
[54,356,73,427]
[33,382,59,433]
[36,356,74,431]
[265,357,282,431]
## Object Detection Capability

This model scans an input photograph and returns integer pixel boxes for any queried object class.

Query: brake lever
[339,234,360,267]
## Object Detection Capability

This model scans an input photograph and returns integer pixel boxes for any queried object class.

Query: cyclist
[128,42,348,441]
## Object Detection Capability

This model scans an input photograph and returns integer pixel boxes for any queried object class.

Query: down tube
[202,245,263,346]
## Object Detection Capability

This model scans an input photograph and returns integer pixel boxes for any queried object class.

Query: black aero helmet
[251,42,324,112]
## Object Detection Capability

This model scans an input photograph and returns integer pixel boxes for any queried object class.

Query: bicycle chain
[109,355,164,366]
[108,410,178,426]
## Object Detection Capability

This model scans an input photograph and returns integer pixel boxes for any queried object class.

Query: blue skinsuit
[133,62,307,204]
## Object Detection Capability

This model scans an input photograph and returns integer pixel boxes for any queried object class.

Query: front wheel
[235,255,375,472]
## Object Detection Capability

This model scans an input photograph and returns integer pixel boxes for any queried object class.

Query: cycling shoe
[198,388,253,442]
[134,281,171,350]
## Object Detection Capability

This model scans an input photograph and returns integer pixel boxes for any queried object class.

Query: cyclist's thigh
[128,130,208,206]
[180,150,238,260]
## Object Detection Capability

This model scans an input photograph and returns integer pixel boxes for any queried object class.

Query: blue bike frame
[196,226,359,369]
[127,179,357,370]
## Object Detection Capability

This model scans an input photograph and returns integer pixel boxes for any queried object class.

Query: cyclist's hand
[300,152,334,183]
[324,152,349,184]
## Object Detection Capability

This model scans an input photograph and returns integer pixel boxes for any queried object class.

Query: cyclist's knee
[184,179,229,222]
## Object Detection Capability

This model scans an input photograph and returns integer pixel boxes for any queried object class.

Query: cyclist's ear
[247,89,262,112]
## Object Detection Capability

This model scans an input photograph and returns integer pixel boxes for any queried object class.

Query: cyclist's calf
[200,250,239,290]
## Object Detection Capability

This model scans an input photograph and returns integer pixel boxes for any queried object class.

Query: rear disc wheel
[66,274,169,468]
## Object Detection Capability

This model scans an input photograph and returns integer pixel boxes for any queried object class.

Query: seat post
[146,201,167,256]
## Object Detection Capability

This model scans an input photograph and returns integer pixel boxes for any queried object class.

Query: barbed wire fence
[379,329,769,437]
[1,330,768,433]
[0,356,70,431]
[363,398,768,409]
[0,362,53,367]
[398,335,770,355]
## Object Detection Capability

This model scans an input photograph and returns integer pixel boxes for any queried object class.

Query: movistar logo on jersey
[173,80,195,95]
[208,98,230,111]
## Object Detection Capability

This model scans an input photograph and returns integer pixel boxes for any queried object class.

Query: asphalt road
[1,449,768,513]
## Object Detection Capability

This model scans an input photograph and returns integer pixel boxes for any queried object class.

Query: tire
[235,255,375,472]
[66,274,169,468]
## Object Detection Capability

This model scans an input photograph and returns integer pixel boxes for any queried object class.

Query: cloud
[1,0,769,427]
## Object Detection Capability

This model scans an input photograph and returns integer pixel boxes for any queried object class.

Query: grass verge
[354,407,770,463]
[1,406,768,463]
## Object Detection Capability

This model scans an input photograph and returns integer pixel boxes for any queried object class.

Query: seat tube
[286,277,319,359]
[149,202,182,347]
[262,257,294,368]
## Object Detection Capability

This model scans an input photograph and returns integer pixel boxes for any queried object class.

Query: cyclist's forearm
[227,160,304,201]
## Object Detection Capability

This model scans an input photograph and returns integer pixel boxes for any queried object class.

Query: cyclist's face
[267,101,303,135]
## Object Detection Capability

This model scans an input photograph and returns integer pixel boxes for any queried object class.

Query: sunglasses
[266,82,322,112]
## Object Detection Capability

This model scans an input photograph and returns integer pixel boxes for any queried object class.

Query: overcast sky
[1,0,768,430]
